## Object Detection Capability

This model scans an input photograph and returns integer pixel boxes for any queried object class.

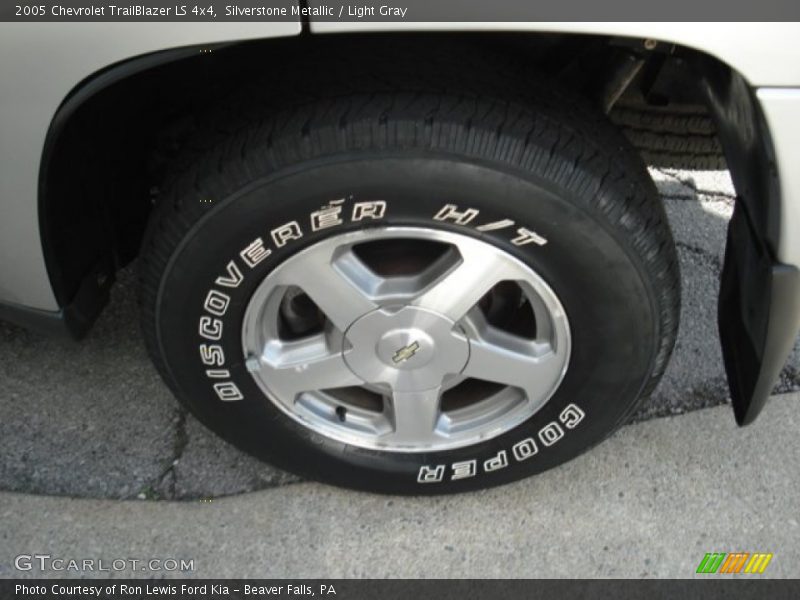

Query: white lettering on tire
[451,460,477,480]
[433,204,479,225]
[432,203,548,246]
[271,221,303,247]
[511,227,548,247]
[193,198,560,444]
[352,200,386,221]
[199,316,223,341]
[483,450,509,472]
[417,404,587,484]
[511,437,538,461]
[476,219,515,232]
[203,290,231,317]
[310,200,345,231]
[215,260,244,288]
[559,404,585,429]
[205,369,230,379]
[213,381,244,402]
[417,465,446,483]
[239,238,271,268]
[538,422,565,447]
[197,198,389,404]
[199,344,225,366]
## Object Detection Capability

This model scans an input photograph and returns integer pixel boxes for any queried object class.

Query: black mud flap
[719,201,800,425]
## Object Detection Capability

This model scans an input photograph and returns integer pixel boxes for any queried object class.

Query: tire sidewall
[155,154,658,493]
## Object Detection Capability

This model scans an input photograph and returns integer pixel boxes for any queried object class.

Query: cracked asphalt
[1,168,799,501]
[4,394,799,578]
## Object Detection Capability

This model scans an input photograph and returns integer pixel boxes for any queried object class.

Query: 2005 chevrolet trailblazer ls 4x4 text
[1,21,799,493]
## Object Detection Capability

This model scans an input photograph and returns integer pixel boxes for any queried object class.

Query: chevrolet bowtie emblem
[392,341,421,364]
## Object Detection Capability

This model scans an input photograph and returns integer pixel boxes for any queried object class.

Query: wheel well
[39,31,743,333]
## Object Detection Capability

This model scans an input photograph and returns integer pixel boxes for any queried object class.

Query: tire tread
[139,44,680,427]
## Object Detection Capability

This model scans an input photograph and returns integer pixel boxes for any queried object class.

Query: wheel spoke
[273,247,379,331]
[384,387,443,446]
[411,243,518,322]
[255,334,363,399]
[241,227,571,453]
[461,325,566,406]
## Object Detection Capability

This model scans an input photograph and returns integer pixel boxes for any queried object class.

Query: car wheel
[139,75,680,494]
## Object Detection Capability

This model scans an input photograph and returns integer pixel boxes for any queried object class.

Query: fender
[0,21,300,322]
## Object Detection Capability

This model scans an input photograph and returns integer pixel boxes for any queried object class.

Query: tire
[609,101,727,170]
[139,61,680,494]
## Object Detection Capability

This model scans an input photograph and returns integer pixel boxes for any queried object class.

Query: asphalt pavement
[2,393,798,578]
[0,168,798,501]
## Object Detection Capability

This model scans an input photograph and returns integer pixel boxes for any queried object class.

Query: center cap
[343,306,470,392]
[377,329,435,369]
